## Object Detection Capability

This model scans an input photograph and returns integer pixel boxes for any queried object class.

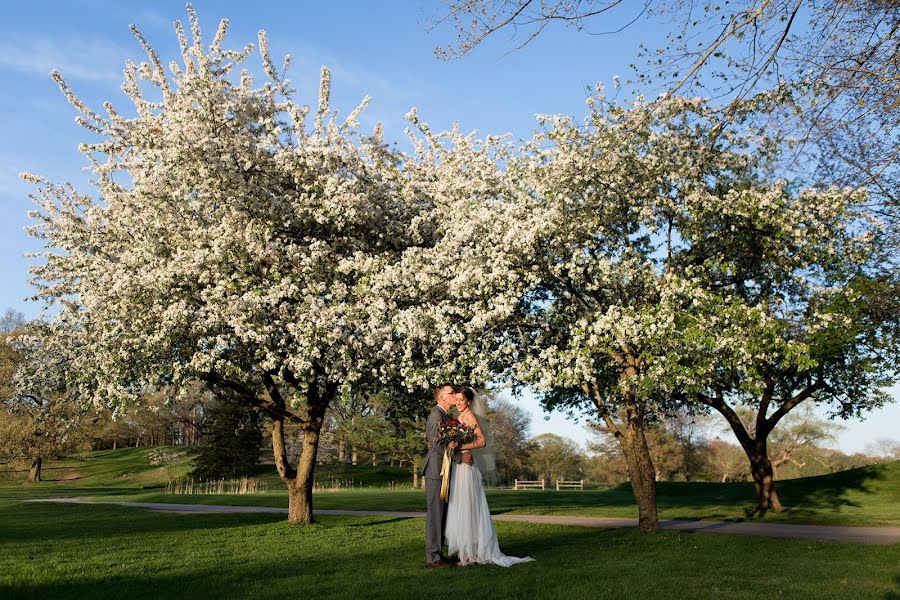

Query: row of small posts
[512,479,584,491]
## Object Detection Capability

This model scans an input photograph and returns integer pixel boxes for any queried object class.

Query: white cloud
[0,35,129,82]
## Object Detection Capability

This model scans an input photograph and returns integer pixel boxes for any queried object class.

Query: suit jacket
[422,405,460,478]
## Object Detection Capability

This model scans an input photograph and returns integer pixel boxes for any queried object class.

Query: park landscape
[1,1,899,599]
[1,447,899,599]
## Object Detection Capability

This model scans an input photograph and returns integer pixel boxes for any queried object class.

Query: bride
[445,386,535,567]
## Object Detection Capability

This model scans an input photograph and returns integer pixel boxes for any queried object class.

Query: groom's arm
[425,410,441,449]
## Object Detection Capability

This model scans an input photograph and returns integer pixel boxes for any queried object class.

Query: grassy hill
[1,448,896,526]
[0,447,413,492]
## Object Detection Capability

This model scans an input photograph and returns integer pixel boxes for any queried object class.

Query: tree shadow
[0,522,580,600]
[346,517,412,527]
[659,462,894,522]
[0,502,285,544]
[777,463,887,509]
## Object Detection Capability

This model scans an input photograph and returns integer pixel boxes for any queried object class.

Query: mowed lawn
[1,448,898,527]
[1,497,899,600]
[2,449,899,599]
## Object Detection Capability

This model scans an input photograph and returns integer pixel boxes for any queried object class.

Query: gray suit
[423,405,461,562]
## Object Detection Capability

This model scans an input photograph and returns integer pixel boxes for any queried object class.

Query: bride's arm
[460,416,486,451]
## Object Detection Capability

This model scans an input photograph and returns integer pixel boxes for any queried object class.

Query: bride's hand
[448,441,460,449]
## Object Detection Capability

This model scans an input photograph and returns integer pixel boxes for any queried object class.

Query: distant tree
[485,396,535,484]
[864,437,900,463]
[767,406,843,478]
[328,390,427,467]
[528,433,586,482]
[339,395,399,467]
[149,448,189,483]
[191,396,263,480]
[707,440,750,483]
[588,419,687,482]
[0,310,26,401]
[0,309,25,336]
[2,323,91,482]
[667,411,712,482]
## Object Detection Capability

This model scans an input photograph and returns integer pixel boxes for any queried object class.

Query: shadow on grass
[0,485,164,501]
[663,462,893,522]
[346,517,413,527]
[778,463,888,507]
[0,521,593,600]
[884,574,900,600]
[0,502,285,544]
[3,500,898,600]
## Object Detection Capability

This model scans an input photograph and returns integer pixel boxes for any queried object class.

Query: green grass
[2,449,898,526]
[0,447,413,490]
[1,497,898,600]
[2,450,897,599]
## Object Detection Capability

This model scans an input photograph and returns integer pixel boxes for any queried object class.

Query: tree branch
[765,381,822,430]
[697,388,755,452]
[583,380,621,437]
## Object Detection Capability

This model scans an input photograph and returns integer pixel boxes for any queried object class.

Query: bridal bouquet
[436,419,476,447]
[436,419,476,502]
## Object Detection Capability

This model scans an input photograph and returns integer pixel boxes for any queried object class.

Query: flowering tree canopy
[21,7,425,523]
[517,89,896,517]
[374,114,534,389]
[392,87,896,527]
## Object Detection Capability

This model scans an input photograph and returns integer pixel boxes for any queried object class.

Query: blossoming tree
[21,8,423,523]
[504,93,765,532]
[3,318,97,483]
[393,88,896,530]
[515,90,896,520]
[667,174,898,512]
[375,114,533,389]
[385,95,737,531]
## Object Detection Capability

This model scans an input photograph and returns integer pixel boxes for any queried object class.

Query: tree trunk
[620,420,659,532]
[285,422,322,523]
[747,443,782,513]
[28,456,42,483]
[584,375,659,533]
[261,369,333,525]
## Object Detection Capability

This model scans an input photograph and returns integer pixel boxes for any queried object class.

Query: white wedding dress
[445,460,535,567]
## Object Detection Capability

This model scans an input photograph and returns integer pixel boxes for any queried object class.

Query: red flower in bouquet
[436,420,476,447]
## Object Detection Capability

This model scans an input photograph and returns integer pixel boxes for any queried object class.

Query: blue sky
[1,1,896,453]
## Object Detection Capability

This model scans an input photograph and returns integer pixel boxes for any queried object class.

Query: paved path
[29,498,900,545]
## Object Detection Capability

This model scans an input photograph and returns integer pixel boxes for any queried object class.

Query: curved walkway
[29,498,900,545]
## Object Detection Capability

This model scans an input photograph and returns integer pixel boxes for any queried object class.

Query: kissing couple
[422,384,535,568]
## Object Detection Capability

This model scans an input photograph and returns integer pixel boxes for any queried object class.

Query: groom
[423,383,473,568]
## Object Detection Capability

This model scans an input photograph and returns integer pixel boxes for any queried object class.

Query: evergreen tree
[191,398,262,480]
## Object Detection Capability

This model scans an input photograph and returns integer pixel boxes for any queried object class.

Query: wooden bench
[555,479,584,491]
[513,478,545,490]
